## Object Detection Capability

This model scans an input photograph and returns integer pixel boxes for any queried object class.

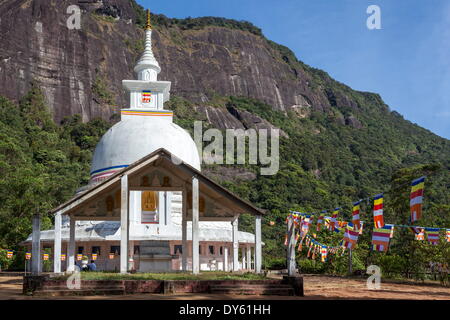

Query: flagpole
[348,249,353,275]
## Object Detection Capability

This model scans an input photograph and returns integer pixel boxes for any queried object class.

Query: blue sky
[137,0,450,139]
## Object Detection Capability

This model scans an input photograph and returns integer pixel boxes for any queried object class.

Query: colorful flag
[43,253,49,261]
[410,176,425,223]
[372,225,393,252]
[76,254,83,261]
[330,208,340,231]
[373,194,384,228]
[6,251,13,259]
[321,246,328,262]
[316,215,324,231]
[446,229,450,243]
[352,201,361,231]
[25,252,31,260]
[61,254,66,261]
[307,243,313,258]
[284,234,288,246]
[410,227,425,240]
[425,228,440,245]
[141,90,152,103]
[109,253,115,260]
[334,220,348,233]
[300,217,311,237]
[297,237,304,252]
[343,227,360,249]
[92,253,98,261]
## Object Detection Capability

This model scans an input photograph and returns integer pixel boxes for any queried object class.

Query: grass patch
[53,272,267,281]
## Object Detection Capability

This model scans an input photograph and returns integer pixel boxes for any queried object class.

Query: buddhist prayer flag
[372,225,393,252]
[425,228,440,245]
[142,90,152,103]
[307,243,313,258]
[61,254,66,261]
[321,246,328,262]
[284,234,288,246]
[316,215,324,232]
[334,221,348,233]
[373,194,385,228]
[43,253,49,261]
[343,227,360,249]
[352,201,361,231]
[77,254,83,261]
[447,229,450,243]
[410,176,425,223]
[6,251,13,259]
[297,237,304,252]
[92,253,98,261]
[25,252,31,260]
[330,208,340,231]
[109,253,115,260]
[410,227,425,240]
[300,217,311,237]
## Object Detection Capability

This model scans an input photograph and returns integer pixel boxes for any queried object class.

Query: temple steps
[34,288,125,297]
[209,284,295,296]
[34,282,126,296]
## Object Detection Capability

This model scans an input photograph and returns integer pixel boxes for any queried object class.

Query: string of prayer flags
[343,227,360,249]
[352,201,361,231]
[25,252,31,260]
[425,228,440,245]
[330,208,340,231]
[372,225,394,252]
[373,194,385,228]
[447,229,450,243]
[6,251,13,259]
[410,176,425,223]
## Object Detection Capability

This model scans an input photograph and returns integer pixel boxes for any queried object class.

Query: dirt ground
[1,274,449,300]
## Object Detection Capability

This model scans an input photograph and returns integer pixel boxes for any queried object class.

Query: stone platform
[23,275,304,297]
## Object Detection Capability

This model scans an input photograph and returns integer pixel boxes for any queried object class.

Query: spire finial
[146,9,152,30]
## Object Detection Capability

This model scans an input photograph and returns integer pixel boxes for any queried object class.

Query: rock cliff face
[0,0,358,127]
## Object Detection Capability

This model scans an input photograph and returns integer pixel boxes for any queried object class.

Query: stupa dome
[89,117,201,184]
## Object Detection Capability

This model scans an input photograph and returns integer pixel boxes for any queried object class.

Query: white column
[120,175,129,274]
[224,246,229,271]
[128,240,135,272]
[287,215,296,276]
[53,211,62,274]
[67,217,75,272]
[182,189,188,271]
[232,217,239,271]
[246,245,252,270]
[192,176,200,274]
[242,246,246,270]
[255,215,262,273]
[31,214,41,275]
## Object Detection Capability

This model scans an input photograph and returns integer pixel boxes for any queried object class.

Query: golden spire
[145,9,152,30]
